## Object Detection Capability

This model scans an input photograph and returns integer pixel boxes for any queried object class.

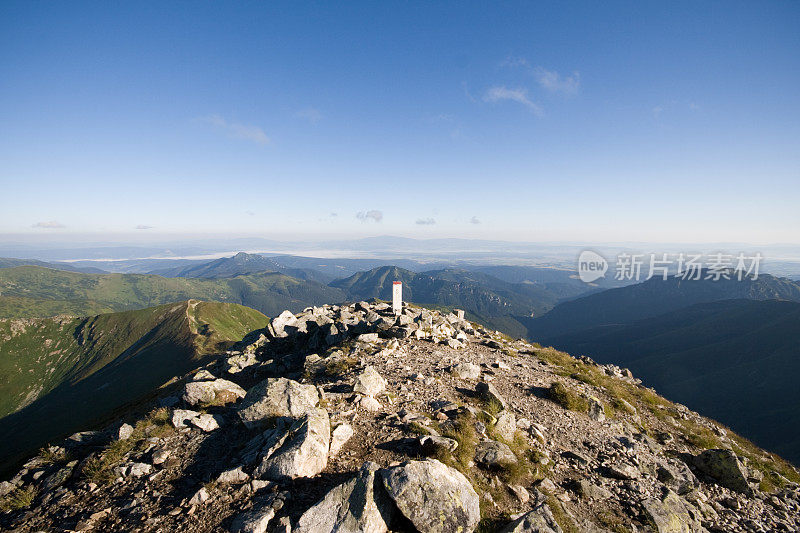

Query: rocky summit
[1,301,799,532]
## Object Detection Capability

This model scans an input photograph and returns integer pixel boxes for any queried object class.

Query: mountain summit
[1,301,798,532]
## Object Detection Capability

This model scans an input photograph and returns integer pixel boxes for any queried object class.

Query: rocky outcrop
[296,462,394,533]
[2,300,799,533]
[380,459,480,533]
[238,377,319,428]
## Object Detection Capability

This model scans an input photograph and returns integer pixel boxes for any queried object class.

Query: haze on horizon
[1,2,798,244]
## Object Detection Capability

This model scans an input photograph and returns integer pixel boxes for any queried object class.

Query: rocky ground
[1,301,799,532]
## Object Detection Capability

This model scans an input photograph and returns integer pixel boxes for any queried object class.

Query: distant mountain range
[0,257,106,274]
[0,300,267,469]
[0,265,345,319]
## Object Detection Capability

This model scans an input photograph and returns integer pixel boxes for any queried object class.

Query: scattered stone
[498,493,563,533]
[254,408,331,481]
[128,462,152,478]
[495,411,517,441]
[359,396,382,412]
[172,409,200,428]
[642,489,703,533]
[117,423,134,440]
[296,462,394,533]
[691,449,753,495]
[217,467,249,484]
[450,362,481,380]
[152,449,171,465]
[474,440,518,469]
[190,413,222,432]
[189,487,210,506]
[353,366,387,397]
[475,382,507,409]
[587,396,605,422]
[183,378,246,406]
[419,435,459,455]
[380,459,480,533]
[230,507,276,533]
[238,378,320,429]
[329,424,354,457]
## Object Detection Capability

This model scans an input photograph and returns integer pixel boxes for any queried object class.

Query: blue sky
[1,1,798,243]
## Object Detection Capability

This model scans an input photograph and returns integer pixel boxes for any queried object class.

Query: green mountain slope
[525,272,800,339]
[0,266,345,319]
[331,266,565,336]
[0,257,106,274]
[545,299,800,465]
[0,300,268,469]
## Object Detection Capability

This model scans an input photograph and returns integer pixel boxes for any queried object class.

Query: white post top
[392,281,402,315]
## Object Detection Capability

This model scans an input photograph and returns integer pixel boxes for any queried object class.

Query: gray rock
[183,378,246,407]
[296,462,394,533]
[572,479,612,501]
[419,435,459,455]
[475,440,518,468]
[128,462,152,478]
[357,333,380,343]
[498,494,563,532]
[230,507,276,533]
[189,487,210,505]
[329,424,354,457]
[152,449,171,465]
[190,413,223,432]
[691,449,753,495]
[601,463,640,480]
[40,461,76,492]
[207,465,241,485]
[238,378,320,429]
[271,310,298,338]
[642,489,704,533]
[359,396,382,412]
[450,362,481,380]
[172,409,200,428]
[380,459,480,533]
[353,366,387,398]
[475,382,507,410]
[495,411,517,441]
[587,396,605,422]
[117,423,134,440]
[254,408,331,480]
[656,459,698,495]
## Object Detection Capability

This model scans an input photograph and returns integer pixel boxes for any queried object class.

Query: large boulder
[690,449,752,495]
[450,362,481,381]
[475,382,507,410]
[182,378,246,406]
[380,459,480,533]
[271,310,298,338]
[238,377,320,429]
[642,489,705,533]
[498,494,563,532]
[253,408,331,481]
[353,366,387,398]
[296,462,395,533]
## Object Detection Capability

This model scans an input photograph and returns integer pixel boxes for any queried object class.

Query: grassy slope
[0,266,344,319]
[544,299,800,465]
[0,301,268,471]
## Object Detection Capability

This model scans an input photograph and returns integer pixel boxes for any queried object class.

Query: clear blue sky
[1,1,798,243]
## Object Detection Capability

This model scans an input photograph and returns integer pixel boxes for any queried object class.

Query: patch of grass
[539,489,580,533]
[0,485,37,512]
[483,398,504,417]
[324,356,358,378]
[38,445,70,464]
[675,418,721,450]
[83,407,173,484]
[596,510,629,533]
[476,514,511,533]
[548,382,588,413]
[729,433,800,492]
[407,421,436,436]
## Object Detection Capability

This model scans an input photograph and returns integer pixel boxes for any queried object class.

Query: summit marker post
[392,281,402,315]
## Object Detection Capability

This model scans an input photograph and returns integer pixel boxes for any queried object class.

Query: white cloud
[32,220,65,229]
[500,56,530,68]
[296,107,322,124]
[652,105,664,119]
[469,216,481,225]
[135,224,153,230]
[356,210,383,223]
[533,67,580,95]
[483,86,543,115]
[201,114,270,145]
[415,218,436,225]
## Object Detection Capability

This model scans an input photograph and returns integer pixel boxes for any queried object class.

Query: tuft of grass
[539,489,580,533]
[440,415,478,473]
[549,382,588,413]
[0,485,37,512]
[38,445,70,465]
[83,407,173,484]
[324,356,358,378]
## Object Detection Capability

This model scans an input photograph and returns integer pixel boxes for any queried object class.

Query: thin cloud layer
[135,225,153,230]
[415,218,436,225]
[32,221,65,229]
[202,115,270,145]
[356,210,383,223]
[296,107,322,124]
[533,67,580,95]
[483,86,543,115]
[469,216,481,224]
